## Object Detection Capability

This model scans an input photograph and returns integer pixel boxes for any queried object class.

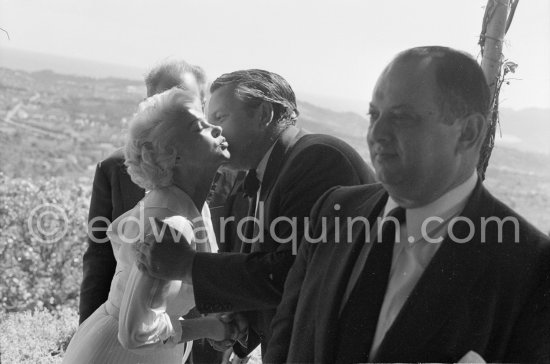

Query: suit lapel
[376,180,494,360]
[118,160,145,212]
[259,126,305,203]
[317,189,389,362]
[249,127,306,253]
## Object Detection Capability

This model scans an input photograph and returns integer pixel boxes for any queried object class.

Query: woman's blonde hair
[124,88,200,190]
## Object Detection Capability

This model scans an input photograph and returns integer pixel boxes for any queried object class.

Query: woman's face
[173,108,230,170]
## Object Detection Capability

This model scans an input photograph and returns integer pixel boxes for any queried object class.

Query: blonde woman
[64,88,233,363]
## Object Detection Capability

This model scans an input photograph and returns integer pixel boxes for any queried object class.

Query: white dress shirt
[340,172,478,358]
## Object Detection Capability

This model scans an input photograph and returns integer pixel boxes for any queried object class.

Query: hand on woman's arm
[136,218,196,283]
[204,312,249,352]
[178,313,245,343]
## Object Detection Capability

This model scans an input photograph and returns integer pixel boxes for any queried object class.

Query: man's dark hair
[145,59,207,98]
[396,46,491,120]
[210,69,299,127]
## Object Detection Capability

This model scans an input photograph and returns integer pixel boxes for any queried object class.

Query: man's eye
[367,111,379,123]
[392,113,414,123]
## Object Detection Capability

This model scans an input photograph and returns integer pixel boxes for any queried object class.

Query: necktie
[241,169,260,253]
[242,169,260,198]
[335,206,406,363]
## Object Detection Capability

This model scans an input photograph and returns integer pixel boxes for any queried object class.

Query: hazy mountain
[0,47,145,81]
[299,92,549,156]
[296,91,369,115]
[0,61,548,232]
[496,108,550,155]
[2,47,547,154]
[296,100,369,160]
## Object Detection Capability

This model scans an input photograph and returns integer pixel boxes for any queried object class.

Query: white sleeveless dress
[63,185,217,364]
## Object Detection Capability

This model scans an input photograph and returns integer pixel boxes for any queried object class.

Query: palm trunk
[481,0,510,98]
[477,0,513,178]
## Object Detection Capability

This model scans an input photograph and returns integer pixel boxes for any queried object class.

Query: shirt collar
[146,185,204,217]
[384,172,478,243]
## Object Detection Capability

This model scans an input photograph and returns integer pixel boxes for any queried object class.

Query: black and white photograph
[0,1,549,363]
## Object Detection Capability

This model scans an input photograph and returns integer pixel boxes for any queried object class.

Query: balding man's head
[145,59,207,108]
[392,46,491,122]
[367,46,488,207]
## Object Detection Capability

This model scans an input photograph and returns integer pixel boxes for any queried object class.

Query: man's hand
[457,350,485,363]
[136,218,196,282]
[207,312,249,352]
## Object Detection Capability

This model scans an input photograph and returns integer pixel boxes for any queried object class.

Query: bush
[0,307,79,363]
[0,173,91,313]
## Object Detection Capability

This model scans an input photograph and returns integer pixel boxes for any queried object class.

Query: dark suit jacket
[265,181,550,363]
[191,126,376,355]
[79,148,145,324]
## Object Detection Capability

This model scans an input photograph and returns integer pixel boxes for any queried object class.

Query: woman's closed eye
[213,113,227,123]
[191,119,209,133]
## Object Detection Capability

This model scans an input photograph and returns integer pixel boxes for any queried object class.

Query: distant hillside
[496,108,550,154]
[0,47,145,81]
[2,47,547,154]
[297,100,369,160]
[484,146,550,233]
[0,66,548,232]
[299,92,549,156]
[0,67,144,179]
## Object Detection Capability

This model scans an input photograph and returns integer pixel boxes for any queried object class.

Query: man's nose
[211,125,222,138]
[367,114,391,144]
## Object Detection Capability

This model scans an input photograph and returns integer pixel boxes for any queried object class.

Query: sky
[0,0,549,111]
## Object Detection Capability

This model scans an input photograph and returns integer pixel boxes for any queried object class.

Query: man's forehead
[210,84,240,105]
[370,59,439,115]
[390,55,435,77]
[375,57,436,91]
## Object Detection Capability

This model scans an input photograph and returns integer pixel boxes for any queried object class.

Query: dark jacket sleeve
[504,240,550,362]
[263,187,335,364]
[78,162,117,324]
[192,142,373,313]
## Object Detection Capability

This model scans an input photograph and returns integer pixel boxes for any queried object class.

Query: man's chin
[375,170,406,188]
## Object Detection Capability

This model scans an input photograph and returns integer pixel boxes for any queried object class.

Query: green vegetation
[0,173,90,313]
[0,307,78,364]
[0,173,90,362]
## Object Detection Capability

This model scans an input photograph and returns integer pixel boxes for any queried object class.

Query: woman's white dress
[63,185,217,364]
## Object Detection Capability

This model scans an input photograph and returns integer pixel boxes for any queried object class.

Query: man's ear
[257,101,274,129]
[457,112,487,152]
